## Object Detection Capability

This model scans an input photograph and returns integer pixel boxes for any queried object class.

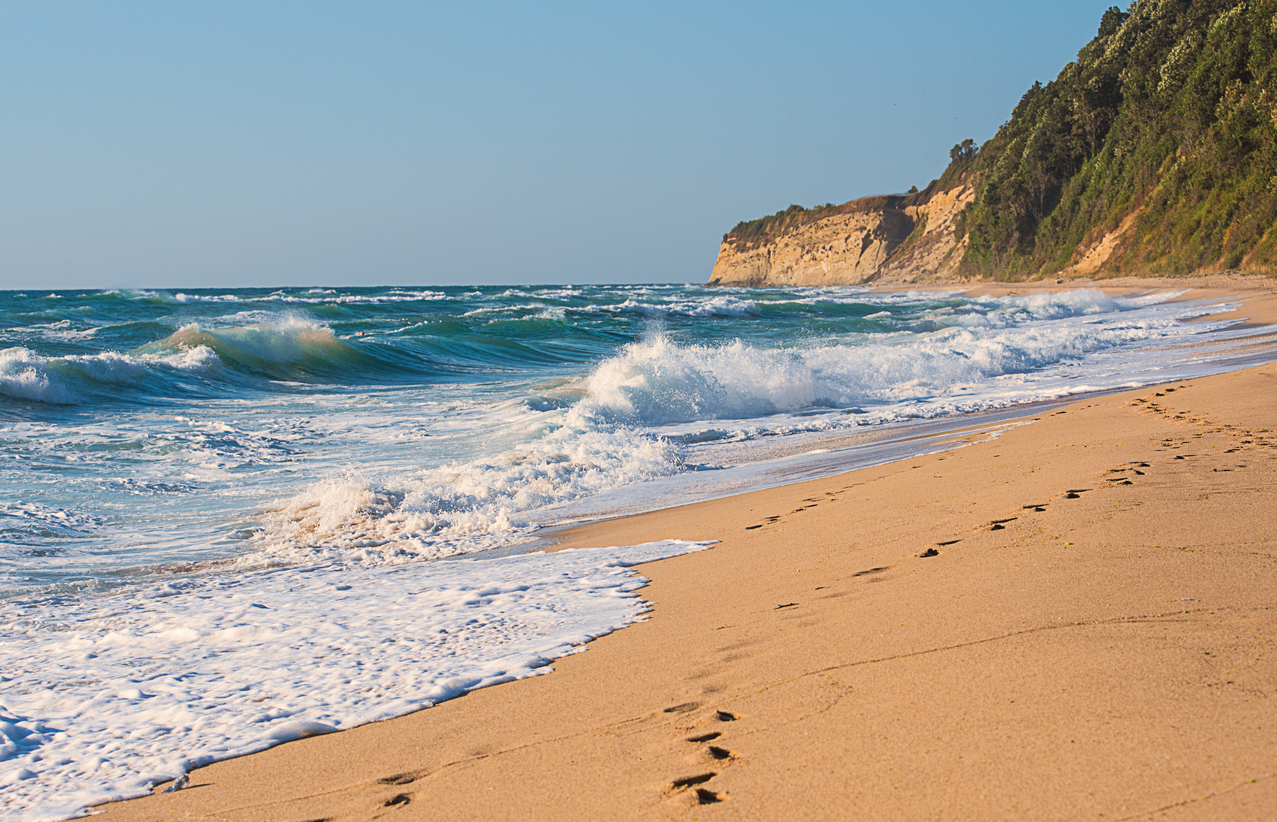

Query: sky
[0,1,1122,290]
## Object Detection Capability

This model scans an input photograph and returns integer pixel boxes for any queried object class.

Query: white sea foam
[571,293,1213,426]
[461,303,551,317]
[0,501,104,539]
[0,539,711,821]
[173,292,241,303]
[251,422,680,567]
[60,353,151,384]
[263,289,447,305]
[16,321,98,342]
[0,348,74,404]
[604,296,761,318]
[0,346,220,405]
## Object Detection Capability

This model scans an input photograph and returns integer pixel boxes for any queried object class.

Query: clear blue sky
[0,1,1121,289]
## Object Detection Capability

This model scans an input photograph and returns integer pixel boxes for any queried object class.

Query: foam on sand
[0,539,712,821]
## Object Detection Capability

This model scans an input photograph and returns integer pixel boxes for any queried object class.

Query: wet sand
[96,278,1277,821]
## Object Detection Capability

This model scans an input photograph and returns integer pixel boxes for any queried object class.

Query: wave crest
[144,318,362,381]
[0,348,75,404]
[575,336,818,425]
[573,311,1179,426]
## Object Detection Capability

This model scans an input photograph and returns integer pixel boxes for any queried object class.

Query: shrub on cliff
[723,199,904,248]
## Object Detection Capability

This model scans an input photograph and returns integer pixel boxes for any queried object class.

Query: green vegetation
[724,203,840,245]
[955,0,1277,278]
[723,194,928,249]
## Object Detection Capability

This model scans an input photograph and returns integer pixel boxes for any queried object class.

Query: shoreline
[94,282,1277,820]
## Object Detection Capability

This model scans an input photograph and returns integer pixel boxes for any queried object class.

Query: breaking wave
[0,346,217,405]
[250,422,680,567]
[571,304,1181,426]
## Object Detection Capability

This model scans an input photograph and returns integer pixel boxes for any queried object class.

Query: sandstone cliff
[708,183,974,287]
[711,2,1277,286]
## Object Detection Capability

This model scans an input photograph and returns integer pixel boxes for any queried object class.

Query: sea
[0,283,1271,819]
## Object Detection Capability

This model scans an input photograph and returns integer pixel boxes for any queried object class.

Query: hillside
[710,0,1277,286]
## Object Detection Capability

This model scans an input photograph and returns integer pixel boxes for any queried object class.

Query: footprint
[377,774,418,786]
[687,732,721,743]
[936,539,961,546]
[989,517,1017,531]
[852,566,892,577]
[664,702,700,714]
[695,788,723,804]
[667,773,725,805]
[920,547,940,557]
[1066,489,1089,499]
[1023,503,1048,512]
[670,773,716,789]
[715,710,738,722]
[383,794,411,808]
[707,746,733,761]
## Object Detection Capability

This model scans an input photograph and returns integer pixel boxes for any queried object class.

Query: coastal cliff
[709,182,974,287]
[712,0,1277,286]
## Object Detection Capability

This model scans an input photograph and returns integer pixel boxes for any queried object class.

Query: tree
[950,138,978,163]
[1098,6,1129,38]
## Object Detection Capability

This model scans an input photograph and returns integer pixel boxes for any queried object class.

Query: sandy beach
[93,278,1277,821]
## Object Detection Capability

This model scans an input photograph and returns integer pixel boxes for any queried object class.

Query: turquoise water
[0,283,1261,593]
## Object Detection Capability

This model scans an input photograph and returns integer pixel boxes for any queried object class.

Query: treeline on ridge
[958,0,1277,278]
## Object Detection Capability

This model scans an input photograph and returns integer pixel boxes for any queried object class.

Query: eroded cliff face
[708,184,974,287]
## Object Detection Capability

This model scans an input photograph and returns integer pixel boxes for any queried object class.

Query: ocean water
[0,283,1270,818]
